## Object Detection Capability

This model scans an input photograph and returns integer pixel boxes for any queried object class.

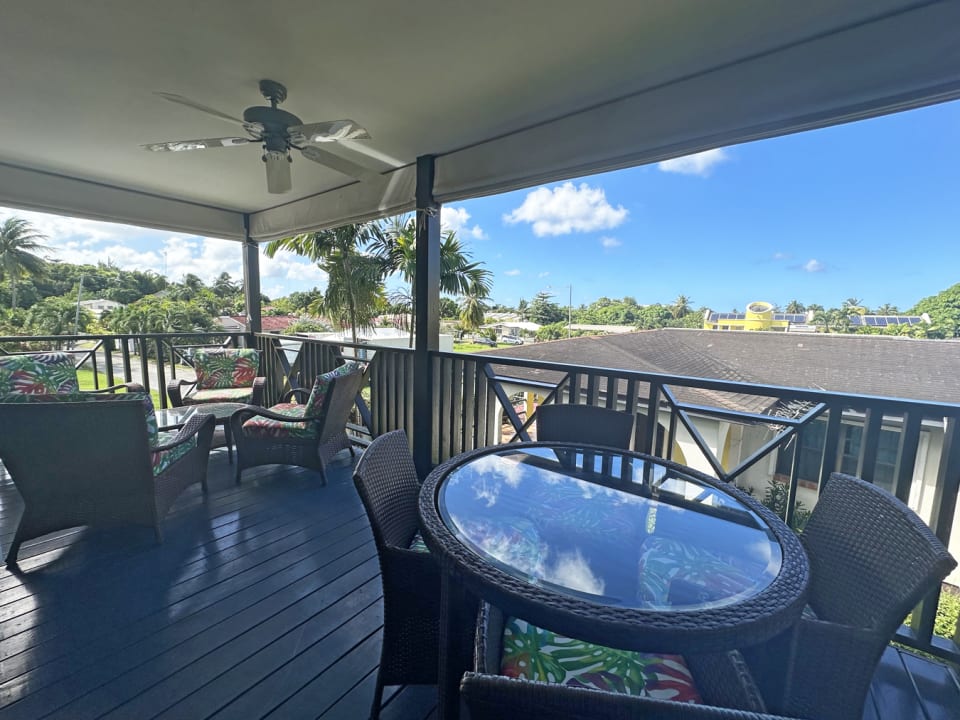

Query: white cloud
[658,148,729,177]
[803,259,826,272]
[773,251,790,260]
[503,182,628,237]
[504,269,521,276]
[600,236,622,248]
[538,271,550,278]
[441,205,486,240]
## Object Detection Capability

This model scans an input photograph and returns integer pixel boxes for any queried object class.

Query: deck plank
[0,449,954,720]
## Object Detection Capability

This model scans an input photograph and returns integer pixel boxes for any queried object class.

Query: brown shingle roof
[480,329,960,408]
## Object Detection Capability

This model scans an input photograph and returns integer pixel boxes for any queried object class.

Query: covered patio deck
[0,448,956,719]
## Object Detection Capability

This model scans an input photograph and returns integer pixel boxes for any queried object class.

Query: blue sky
[2,99,957,313]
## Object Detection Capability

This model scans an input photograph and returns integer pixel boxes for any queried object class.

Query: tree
[265,223,387,344]
[671,294,692,319]
[516,298,529,321]
[842,297,864,313]
[376,217,493,346]
[874,303,899,315]
[0,217,50,309]
[212,272,238,298]
[458,287,488,332]
[785,300,805,313]
[528,291,565,325]
[26,296,93,346]
[911,282,960,338]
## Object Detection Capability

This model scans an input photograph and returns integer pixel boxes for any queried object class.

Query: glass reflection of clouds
[541,548,606,596]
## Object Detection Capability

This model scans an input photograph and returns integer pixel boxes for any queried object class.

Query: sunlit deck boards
[0,447,955,719]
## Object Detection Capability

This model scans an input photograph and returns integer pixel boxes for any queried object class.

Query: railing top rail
[1,332,244,343]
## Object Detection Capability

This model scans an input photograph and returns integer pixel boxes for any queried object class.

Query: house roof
[1,2,958,241]
[481,329,960,410]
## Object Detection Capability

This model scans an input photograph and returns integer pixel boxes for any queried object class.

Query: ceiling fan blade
[154,92,247,128]
[300,145,382,183]
[141,137,252,152]
[290,120,371,144]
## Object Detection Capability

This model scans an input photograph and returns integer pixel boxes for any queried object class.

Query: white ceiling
[1,0,958,241]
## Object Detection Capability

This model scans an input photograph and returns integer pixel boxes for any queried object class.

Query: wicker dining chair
[746,472,957,720]
[0,392,214,566]
[0,351,142,395]
[460,671,804,720]
[352,430,442,719]
[470,602,772,720]
[535,403,635,449]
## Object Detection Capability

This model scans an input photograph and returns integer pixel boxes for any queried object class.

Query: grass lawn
[76,368,163,407]
[453,342,500,353]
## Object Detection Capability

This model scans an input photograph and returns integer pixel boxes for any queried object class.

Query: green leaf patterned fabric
[241,402,318,439]
[192,349,259,390]
[500,616,702,703]
[637,537,757,608]
[151,430,197,476]
[409,532,429,553]
[182,386,254,405]
[303,362,362,418]
[0,352,80,394]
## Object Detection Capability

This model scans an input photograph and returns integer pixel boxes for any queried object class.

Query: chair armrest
[251,377,266,406]
[153,412,215,451]
[281,387,310,403]
[232,404,326,424]
[166,378,196,407]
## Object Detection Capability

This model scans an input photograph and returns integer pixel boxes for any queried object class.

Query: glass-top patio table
[418,442,810,719]
[156,402,247,463]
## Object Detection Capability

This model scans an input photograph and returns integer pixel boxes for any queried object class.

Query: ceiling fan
[142,79,374,194]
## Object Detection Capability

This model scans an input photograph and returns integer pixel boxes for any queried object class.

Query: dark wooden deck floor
[0,447,956,719]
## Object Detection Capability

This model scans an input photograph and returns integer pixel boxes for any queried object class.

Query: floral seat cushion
[0,352,80,394]
[500,616,702,703]
[152,430,197,476]
[182,386,255,405]
[241,402,318,440]
[192,349,259,391]
[409,532,429,553]
[637,537,758,608]
[302,361,363,417]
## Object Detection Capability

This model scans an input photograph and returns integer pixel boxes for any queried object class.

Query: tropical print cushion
[636,537,757,608]
[151,430,197,476]
[0,352,80,394]
[500,616,702,703]
[183,386,254,404]
[193,349,259,390]
[303,362,362,419]
[409,532,429,553]
[241,402,318,439]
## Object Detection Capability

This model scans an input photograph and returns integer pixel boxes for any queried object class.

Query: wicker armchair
[352,430,441,719]
[0,351,142,395]
[470,603,773,720]
[231,362,365,484]
[745,472,957,720]
[535,403,635,449]
[167,348,264,407]
[0,393,214,566]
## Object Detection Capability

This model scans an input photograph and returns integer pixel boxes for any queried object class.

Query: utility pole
[74,273,84,335]
[567,284,572,338]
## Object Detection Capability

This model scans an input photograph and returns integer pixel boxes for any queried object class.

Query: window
[839,425,900,492]
[775,420,826,484]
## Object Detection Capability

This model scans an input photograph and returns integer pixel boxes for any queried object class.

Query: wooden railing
[2,331,958,663]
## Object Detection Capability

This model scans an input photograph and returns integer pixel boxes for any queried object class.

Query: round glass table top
[437,444,783,612]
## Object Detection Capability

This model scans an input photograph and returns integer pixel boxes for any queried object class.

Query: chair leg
[369,672,384,720]
[5,529,25,566]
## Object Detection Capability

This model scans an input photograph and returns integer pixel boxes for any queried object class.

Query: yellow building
[703,301,798,331]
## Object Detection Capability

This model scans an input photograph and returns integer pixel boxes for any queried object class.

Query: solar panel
[876,317,888,327]
[864,317,876,326]
[849,316,863,325]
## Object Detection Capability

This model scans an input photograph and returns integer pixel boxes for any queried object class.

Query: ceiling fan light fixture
[263,149,292,194]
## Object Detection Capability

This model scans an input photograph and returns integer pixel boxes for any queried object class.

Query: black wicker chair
[352,429,442,719]
[745,472,957,720]
[0,394,214,566]
[468,603,784,720]
[231,363,365,484]
[535,403,635,449]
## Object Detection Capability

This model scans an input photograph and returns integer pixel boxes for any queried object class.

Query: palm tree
[842,297,864,313]
[516,298,529,321]
[265,222,387,344]
[671,294,692,319]
[785,300,805,313]
[459,285,489,333]
[376,217,493,346]
[0,217,50,309]
[875,303,899,315]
